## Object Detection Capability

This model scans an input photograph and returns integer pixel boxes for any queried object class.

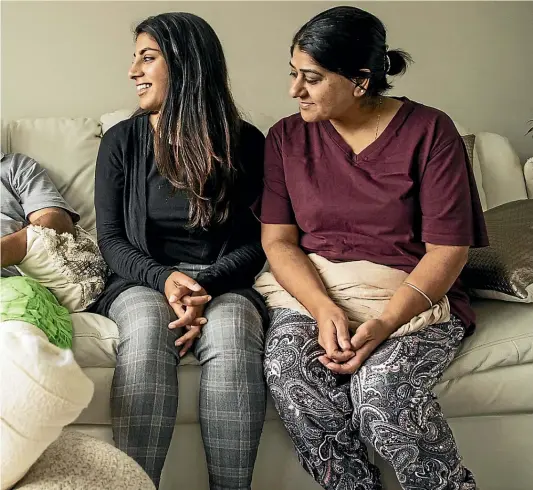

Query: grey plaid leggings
[109,276,266,489]
[265,309,477,490]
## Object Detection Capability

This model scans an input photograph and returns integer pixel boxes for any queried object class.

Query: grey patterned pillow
[462,199,533,302]
[461,134,476,167]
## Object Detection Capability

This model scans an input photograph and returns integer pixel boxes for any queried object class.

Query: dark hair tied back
[292,6,413,97]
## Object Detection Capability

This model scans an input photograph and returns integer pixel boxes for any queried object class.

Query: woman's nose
[289,77,305,99]
[128,59,142,80]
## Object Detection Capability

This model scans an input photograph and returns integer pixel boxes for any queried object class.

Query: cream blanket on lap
[254,254,450,338]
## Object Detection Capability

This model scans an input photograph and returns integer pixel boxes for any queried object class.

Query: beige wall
[2,1,532,160]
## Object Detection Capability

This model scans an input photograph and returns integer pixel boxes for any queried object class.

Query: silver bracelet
[403,281,433,308]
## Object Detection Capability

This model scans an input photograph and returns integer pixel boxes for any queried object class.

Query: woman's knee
[200,293,264,355]
[109,286,177,352]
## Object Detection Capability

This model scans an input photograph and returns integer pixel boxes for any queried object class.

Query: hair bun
[386,49,413,77]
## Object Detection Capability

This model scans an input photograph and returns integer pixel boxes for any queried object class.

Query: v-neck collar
[321,97,414,162]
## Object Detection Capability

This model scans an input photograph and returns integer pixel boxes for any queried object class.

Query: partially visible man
[1,150,79,275]
[1,150,81,348]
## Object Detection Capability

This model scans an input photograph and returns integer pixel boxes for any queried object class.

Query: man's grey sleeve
[11,154,80,223]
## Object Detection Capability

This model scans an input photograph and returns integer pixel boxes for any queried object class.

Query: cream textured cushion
[17,226,108,312]
[0,322,94,490]
[13,430,155,490]
[6,118,101,236]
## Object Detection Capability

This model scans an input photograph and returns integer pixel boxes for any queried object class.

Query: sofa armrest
[524,158,533,199]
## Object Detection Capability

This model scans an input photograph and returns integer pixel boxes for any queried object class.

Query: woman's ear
[353,69,371,97]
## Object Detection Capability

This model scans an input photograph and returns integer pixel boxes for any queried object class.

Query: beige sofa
[2,114,532,490]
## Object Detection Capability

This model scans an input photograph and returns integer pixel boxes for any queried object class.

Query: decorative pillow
[461,134,475,166]
[463,199,533,302]
[13,430,155,490]
[16,225,109,313]
[0,322,94,490]
[461,134,487,211]
[0,276,73,348]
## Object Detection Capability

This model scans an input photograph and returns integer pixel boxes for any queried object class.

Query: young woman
[92,13,266,489]
[260,6,487,490]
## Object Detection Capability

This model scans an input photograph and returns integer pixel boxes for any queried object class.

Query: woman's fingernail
[207,296,212,301]
[169,295,177,303]
[200,319,207,325]
[175,341,182,346]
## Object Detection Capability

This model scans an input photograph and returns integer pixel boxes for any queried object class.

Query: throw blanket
[0,276,72,348]
[254,254,450,338]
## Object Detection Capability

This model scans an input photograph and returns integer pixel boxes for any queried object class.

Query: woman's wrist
[376,314,401,334]
[308,295,340,319]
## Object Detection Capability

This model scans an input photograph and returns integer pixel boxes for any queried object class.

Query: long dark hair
[292,6,413,98]
[135,12,241,228]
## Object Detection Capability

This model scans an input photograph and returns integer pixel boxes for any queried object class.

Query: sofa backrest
[2,118,101,236]
[0,113,528,239]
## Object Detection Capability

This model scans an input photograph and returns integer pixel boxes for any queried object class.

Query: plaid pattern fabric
[265,309,477,490]
[109,263,266,489]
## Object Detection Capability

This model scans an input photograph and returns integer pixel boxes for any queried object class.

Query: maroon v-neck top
[261,98,488,330]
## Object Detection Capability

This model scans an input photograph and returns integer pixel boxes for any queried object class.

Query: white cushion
[100,109,134,134]
[7,118,101,236]
[475,132,528,209]
[524,157,533,199]
[0,322,94,490]
[99,109,277,136]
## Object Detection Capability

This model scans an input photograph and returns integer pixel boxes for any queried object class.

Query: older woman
[259,6,486,490]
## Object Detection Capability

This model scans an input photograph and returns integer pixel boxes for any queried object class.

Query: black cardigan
[89,115,267,321]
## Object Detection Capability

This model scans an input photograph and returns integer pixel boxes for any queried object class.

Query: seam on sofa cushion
[454,333,533,359]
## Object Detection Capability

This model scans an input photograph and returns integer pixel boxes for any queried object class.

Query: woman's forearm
[379,245,469,331]
[264,240,334,318]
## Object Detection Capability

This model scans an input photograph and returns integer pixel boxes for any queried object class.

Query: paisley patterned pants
[264,309,477,490]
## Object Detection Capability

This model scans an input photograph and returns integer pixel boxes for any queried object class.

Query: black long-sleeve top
[89,114,267,318]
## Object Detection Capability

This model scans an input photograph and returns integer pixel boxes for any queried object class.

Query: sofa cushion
[7,118,101,236]
[73,300,533,427]
[76,366,279,427]
[435,299,533,417]
[444,299,532,380]
[70,313,119,368]
[475,132,528,209]
[70,312,199,369]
